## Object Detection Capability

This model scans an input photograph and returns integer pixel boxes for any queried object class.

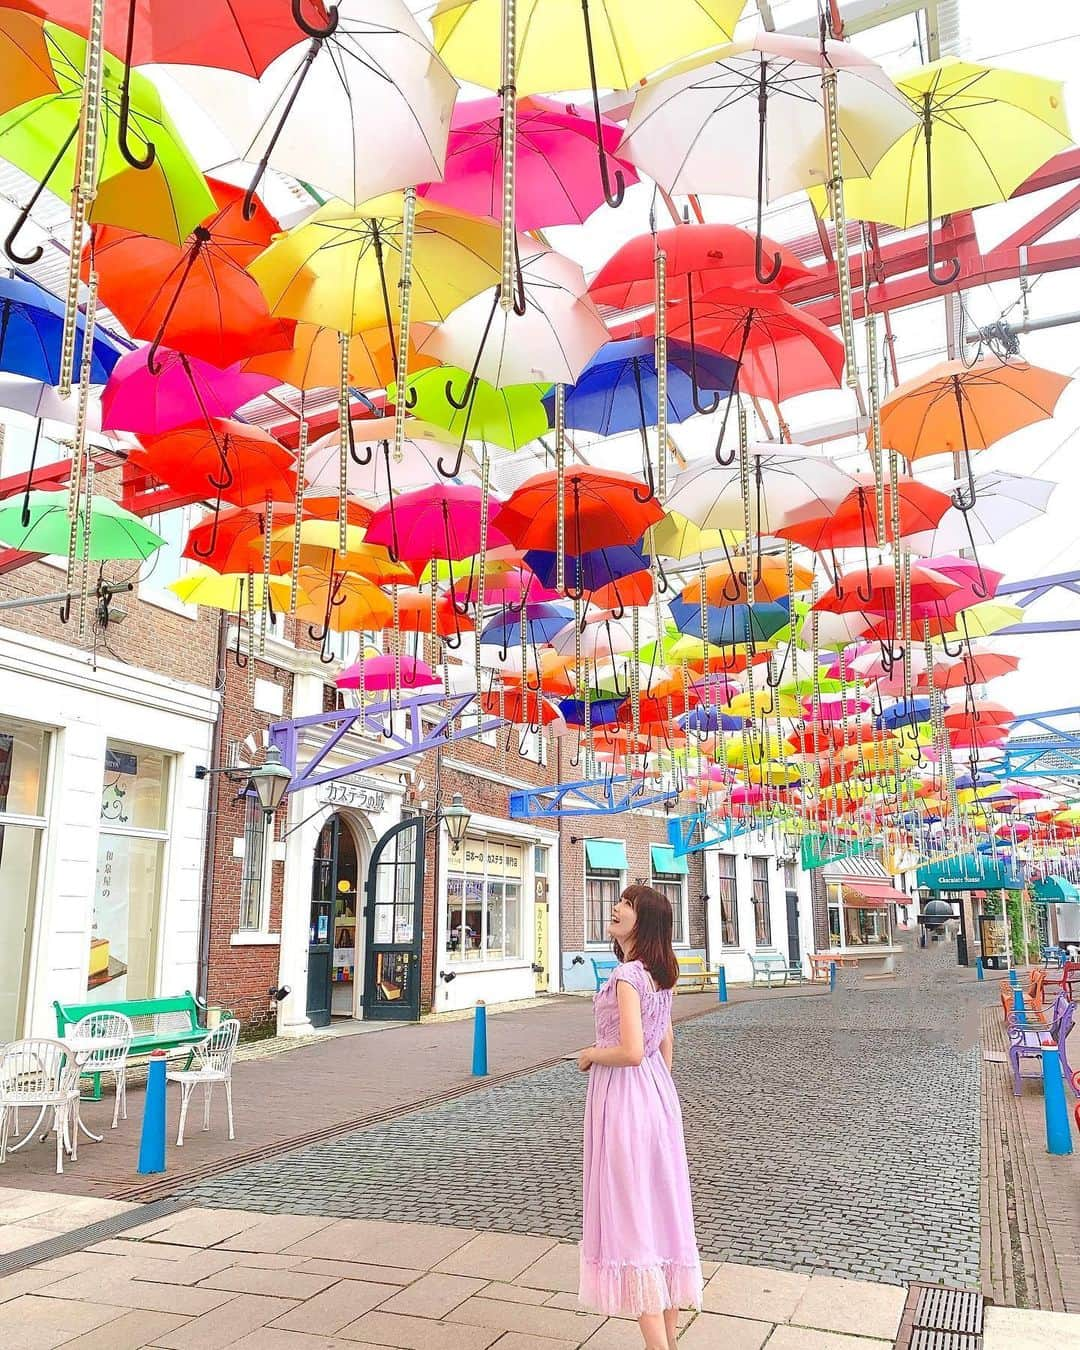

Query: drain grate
[0,1194,192,1279]
[896,1283,984,1349]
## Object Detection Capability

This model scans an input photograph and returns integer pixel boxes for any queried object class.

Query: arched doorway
[306,814,361,1027]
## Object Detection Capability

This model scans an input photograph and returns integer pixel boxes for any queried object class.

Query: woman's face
[607,894,637,947]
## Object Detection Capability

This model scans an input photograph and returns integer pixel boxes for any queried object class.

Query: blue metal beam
[667,812,750,856]
[508,775,679,819]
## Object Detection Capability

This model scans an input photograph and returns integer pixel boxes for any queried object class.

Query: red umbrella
[495,467,664,562]
[133,419,298,508]
[777,477,952,554]
[923,650,1019,690]
[590,568,654,612]
[87,179,293,370]
[481,688,560,725]
[181,498,373,571]
[943,700,1014,729]
[38,2,334,169]
[814,563,960,616]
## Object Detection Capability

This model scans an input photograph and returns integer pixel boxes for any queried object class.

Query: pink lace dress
[579,960,703,1317]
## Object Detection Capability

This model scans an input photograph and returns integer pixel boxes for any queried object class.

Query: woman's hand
[576,1047,594,1072]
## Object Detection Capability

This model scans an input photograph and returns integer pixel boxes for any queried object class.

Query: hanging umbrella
[418,94,637,227]
[681,555,815,606]
[0,8,60,119]
[525,542,650,598]
[0,372,103,523]
[432,0,742,208]
[168,567,303,611]
[590,569,654,612]
[132,419,299,508]
[0,23,215,263]
[304,416,480,499]
[906,470,1056,557]
[242,322,437,391]
[248,193,502,337]
[101,346,276,434]
[0,489,164,560]
[338,653,441,691]
[665,445,856,535]
[0,276,121,383]
[162,0,457,212]
[365,482,508,564]
[265,520,415,584]
[924,648,1020,691]
[389,369,550,455]
[86,178,293,370]
[181,500,372,573]
[669,596,790,648]
[480,601,575,647]
[377,588,475,640]
[415,243,609,388]
[293,567,394,639]
[495,467,665,562]
[814,563,960,616]
[777,476,952,555]
[619,33,915,283]
[811,57,1071,283]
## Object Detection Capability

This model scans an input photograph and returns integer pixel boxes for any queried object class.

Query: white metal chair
[69,1010,133,1128]
[167,1018,240,1146]
[0,1039,81,1173]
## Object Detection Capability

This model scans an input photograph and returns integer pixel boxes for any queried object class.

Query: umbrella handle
[292,0,340,38]
[118,0,156,170]
[403,385,418,408]
[939,631,965,659]
[754,235,783,288]
[3,208,43,265]
[436,444,468,479]
[580,0,625,209]
[855,575,875,605]
[445,374,475,411]
[59,594,71,624]
[242,35,325,219]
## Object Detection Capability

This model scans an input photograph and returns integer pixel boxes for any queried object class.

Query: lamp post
[441,792,471,853]
[247,745,293,817]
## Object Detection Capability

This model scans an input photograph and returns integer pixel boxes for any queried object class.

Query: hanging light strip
[76,457,93,640]
[654,245,668,500]
[290,399,308,616]
[555,384,566,592]
[393,186,416,463]
[260,498,274,655]
[476,447,490,731]
[337,331,350,553]
[499,0,517,311]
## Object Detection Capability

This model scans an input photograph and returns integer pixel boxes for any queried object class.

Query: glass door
[306,817,338,1028]
[362,817,425,1021]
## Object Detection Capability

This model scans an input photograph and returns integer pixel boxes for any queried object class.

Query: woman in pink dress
[577,884,703,1349]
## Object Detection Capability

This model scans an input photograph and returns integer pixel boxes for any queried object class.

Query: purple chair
[1008,993,1075,1097]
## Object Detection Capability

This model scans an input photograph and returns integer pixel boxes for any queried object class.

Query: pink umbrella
[337,655,440,692]
[919,553,1003,607]
[452,567,559,606]
[418,95,638,229]
[101,346,276,434]
[365,484,509,565]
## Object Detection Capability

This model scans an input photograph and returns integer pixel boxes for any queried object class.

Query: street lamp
[441,792,471,852]
[248,745,292,816]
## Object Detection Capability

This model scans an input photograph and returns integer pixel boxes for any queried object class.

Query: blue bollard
[137,1051,167,1175]
[1013,988,1026,1014]
[976,957,984,981]
[1009,969,1019,987]
[1041,1047,1073,1156]
[471,1001,488,1077]
[829,961,837,993]
[717,966,728,1004]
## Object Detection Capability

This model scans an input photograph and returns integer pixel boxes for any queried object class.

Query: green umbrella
[389,367,551,454]
[0,491,165,561]
[0,23,214,263]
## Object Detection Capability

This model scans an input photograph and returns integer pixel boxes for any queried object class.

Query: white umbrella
[0,374,102,431]
[162,0,457,210]
[907,470,1056,555]
[664,444,857,535]
[416,242,609,388]
[304,416,481,499]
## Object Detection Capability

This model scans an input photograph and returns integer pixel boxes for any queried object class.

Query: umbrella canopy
[86,178,292,370]
[418,94,637,228]
[168,568,303,610]
[480,602,575,647]
[293,568,394,633]
[525,542,650,595]
[777,477,952,552]
[163,0,457,209]
[365,482,508,563]
[907,470,1056,555]
[248,193,502,335]
[101,347,275,434]
[265,520,414,583]
[0,373,101,430]
[496,467,665,555]
[305,417,480,498]
[669,596,790,648]
[0,9,60,118]
[132,420,299,508]
[681,555,815,606]
[0,277,121,384]
[338,653,440,691]
[242,321,437,391]
[415,243,609,387]
[0,489,164,560]
[390,369,550,450]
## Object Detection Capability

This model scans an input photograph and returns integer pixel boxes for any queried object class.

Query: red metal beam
[270,395,385,449]
[0,547,44,575]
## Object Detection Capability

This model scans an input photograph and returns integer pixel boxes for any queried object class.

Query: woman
[577,884,702,1349]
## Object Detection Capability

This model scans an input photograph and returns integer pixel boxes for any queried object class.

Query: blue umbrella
[525,541,649,594]
[678,706,744,734]
[480,602,573,649]
[668,596,789,647]
[558,696,625,727]
[874,696,931,732]
[0,278,122,386]
[543,338,736,438]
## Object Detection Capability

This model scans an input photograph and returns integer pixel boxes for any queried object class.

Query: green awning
[585,839,628,872]
[916,855,1023,891]
[1033,875,1080,904]
[651,844,688,876]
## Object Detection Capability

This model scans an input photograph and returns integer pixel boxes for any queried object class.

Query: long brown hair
[613,884,679,990]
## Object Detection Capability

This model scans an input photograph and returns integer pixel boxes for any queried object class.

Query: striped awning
[841,880,908,909]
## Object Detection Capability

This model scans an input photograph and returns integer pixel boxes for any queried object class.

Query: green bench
[592,955,721,994]
[749,949,806,988]
[54,992,222,1100]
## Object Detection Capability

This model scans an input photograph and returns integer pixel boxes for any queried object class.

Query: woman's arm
[580,980,645,1069]
[660,1019,673,1072]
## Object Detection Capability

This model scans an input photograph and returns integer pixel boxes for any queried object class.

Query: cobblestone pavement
[188,939,985,1289]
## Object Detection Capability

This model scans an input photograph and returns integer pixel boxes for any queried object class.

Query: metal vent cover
[896,1284,983,1350]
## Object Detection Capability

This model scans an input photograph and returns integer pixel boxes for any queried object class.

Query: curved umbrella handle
[436,443,468,479]
[118,0,155,170]
[855,573,875,605]
[927,238,960,288]
[347,422,373,467]
[3,208,43,265]
[403,384,418,408]
[292,0,340,39]
[693,382,720,416]
[4,125,79,265]
[58,594,72,625]
[445,374,475,411]
[190,499,223,559]
[580,0,625,208]
[754,233,783,287]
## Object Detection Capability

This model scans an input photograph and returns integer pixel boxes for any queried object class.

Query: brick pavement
[186,938,987,1290]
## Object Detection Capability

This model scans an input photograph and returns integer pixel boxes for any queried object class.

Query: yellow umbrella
[243,321,438,391]
[267,521,414,585]
[727,688,801,719]
[168,569,302,610]
[934,601,1023,647]
[812,57,1070,280]
[248,193,502,336]
[294,568,394,633]
[648,511,741,560]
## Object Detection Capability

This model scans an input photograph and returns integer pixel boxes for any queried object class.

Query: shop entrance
[306,814,360,1027]
[362,816,425,1021]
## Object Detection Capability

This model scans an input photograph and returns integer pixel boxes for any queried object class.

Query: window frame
[585,842,624,947]
[751,856,772,948]
[238,792,273,932]
[445,834,527,966]
[650,868,688,946]
[716,852,739,947]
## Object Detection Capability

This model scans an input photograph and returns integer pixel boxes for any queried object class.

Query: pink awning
[841,880,909,909]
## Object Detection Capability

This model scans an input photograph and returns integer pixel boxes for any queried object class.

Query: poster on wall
[87,836,131,1000]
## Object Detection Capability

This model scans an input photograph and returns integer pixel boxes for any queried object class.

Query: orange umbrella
[243,320,438,391]
[133,419,297,508]
[878,357,1071,508]
[500,647,577,697]
[294,568,393,636]
[681,554,814,605]
[378,588,475,639]
[590,568,654,611]
[0,9,58,118]
[481,688,560,725]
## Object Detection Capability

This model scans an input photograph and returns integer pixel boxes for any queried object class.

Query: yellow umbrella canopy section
[248,194,502,335]
[431,0,744,94]
[813,57,1072,228]
[169,569,303,610]
[293,569,394,632]
[267,521,415,584]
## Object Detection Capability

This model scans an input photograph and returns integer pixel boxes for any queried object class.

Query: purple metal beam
[269,691,505,792]
[509,775,679,819]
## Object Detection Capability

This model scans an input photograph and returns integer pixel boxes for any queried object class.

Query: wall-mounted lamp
[268,985,291,1004]
[440,793,472,852]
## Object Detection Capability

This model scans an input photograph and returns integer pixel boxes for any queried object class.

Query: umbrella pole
[393,187,417,466]
[117,0,155,169]
[59,0,106,398]
[949,375,979,511]
[714,314,752,465]
[820,51,857,387]
[922,95,960,287]
[630,358,656,504]
[753,57,782,286]
[579,0,625,208]
[686,287,719,416]
[654,243,669,500]
[3,125,79,265]
[445,291,500,413]
[498,0,526,315]
[290,392,307,616]
[338,331,350,552]
[242,34,328,220]
[19,419,43,527]
[145,229,211,374]
[555,384,566,593]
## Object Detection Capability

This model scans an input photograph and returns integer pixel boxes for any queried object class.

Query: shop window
[751,856,772,947]
[239,794,269,931]
[585,839,627,946]
[650,844,688,945]
[717,852,739,946]
[0,720,50,1042]
[843,905,891,946]
[90,742,170,1002]
[827,882,843,948]
[446,837,525,962]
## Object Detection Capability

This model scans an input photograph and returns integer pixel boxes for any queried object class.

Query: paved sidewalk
[1,1200,1078,1349]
